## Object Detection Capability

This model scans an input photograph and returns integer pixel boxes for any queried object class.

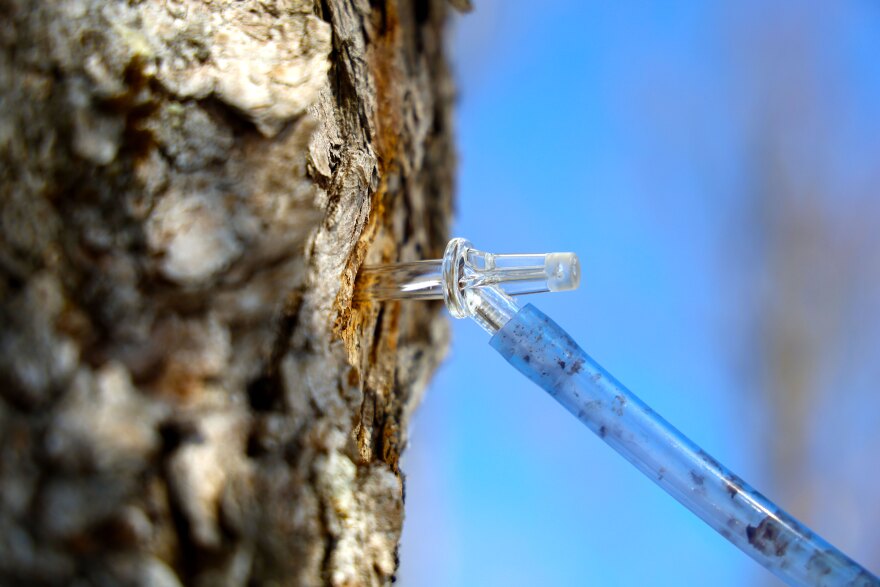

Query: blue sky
[399,2,880,585]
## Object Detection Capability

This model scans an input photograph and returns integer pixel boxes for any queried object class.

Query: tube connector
[357,237,581,334]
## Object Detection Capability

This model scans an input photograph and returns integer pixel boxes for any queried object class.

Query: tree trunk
[0,0,458,585]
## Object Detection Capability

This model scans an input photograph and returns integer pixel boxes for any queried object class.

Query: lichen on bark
[0,0,457,585]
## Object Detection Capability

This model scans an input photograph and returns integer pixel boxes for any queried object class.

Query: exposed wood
[0,0,456,585]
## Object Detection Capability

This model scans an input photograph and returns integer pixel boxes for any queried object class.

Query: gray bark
[0,0,457,585]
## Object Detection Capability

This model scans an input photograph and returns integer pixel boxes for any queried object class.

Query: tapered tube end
[544,253,580,292]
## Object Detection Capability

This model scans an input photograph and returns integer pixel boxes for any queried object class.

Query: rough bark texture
[0,0,456,585]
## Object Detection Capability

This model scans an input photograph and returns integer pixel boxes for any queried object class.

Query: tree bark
[0,0,457,585]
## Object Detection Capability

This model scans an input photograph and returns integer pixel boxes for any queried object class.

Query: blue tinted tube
[490,304,879,587]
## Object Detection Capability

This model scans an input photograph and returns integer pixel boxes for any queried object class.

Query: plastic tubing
[489,302,879,587]
[357,238,878,586]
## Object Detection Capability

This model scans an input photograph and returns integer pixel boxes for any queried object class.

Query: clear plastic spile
[465,250,581,294]
[355,238,581,312]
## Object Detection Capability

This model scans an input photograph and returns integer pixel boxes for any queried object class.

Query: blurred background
[399,1,880,586]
